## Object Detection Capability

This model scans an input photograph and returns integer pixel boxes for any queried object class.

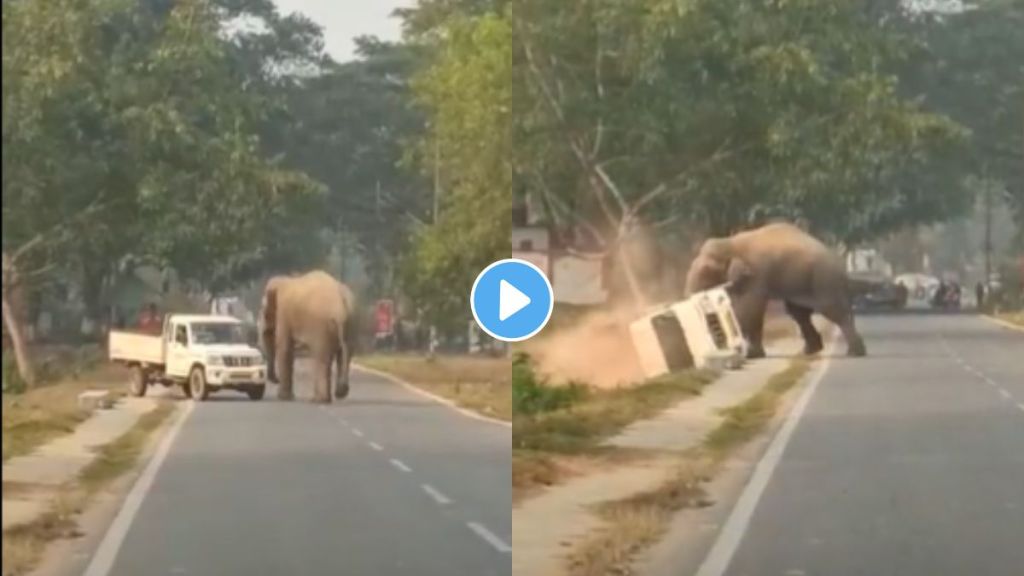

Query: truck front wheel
[129,366,148,398]
[246,385,265,401]
[188,367,210,401]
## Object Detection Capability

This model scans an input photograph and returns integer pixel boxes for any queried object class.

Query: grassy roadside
[1,401,175,576]
[512,355,716,501]
[566,358,813,576]
[3,363,128,462]
[357,354,512,421]
[994,311,1024,328]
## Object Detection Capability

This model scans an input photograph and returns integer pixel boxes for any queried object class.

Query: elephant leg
[820,301,867,357]
[734,294,768,359]
[334,341,350,399]
[785,301,823,355]
[275,327,295,401]
[311,340,333,404]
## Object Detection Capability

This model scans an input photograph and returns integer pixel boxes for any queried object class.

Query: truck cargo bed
[108,330,164,366]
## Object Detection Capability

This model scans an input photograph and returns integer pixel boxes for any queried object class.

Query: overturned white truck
[629,287,747,379]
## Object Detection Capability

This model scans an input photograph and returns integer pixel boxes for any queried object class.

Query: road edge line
[694,338,837,576]
[81,401,195,576]
[352,363,512,428]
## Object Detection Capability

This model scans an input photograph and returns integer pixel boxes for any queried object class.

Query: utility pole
[433,139,441,224]
[984,180,993,290]
[429,139,440,356]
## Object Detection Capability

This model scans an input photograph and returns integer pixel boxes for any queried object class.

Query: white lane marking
[467,522,512,553]
[369,441,384,451]
[352,363,511,428]
[695,343,836,576]
[352,428,364,438]
[999,389,1013,400]
[83,402,195,576]
[421,484,452,505]
[390,458,412,473]
[1017,403,1024,413]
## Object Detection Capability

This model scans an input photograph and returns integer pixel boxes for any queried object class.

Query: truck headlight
[207,355,225,366]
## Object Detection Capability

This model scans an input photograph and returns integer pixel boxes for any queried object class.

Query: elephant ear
[725,257,756,293]
[260,277,285,334]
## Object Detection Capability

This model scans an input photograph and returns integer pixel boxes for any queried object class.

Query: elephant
[259,270,358,403]
[683,222,867,359]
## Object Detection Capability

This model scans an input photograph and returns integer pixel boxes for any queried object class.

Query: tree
[274,38,430,297]
[2,0,324,382]
[512,0,967,306]
[400,11,512,333]
[900,0,1024,230]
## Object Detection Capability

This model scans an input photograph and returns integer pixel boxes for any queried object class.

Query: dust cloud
[524,303,645,389]
[523,229,694,389]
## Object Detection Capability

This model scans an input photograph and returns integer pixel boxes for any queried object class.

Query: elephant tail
[338,285,360,356]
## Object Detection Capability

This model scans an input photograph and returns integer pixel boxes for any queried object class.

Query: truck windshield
[190,323,247,345]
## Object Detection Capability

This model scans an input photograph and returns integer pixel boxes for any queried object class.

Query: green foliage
[900,0,1024,228]
[400,11,512,329]
[513,0,969,245]
[1,0,326,303]
[274,39,430,295]
[512,354,589,416]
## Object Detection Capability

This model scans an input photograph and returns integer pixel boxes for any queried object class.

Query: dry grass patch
[995,311,1024,328]
[565,358,814,576]
[514,371,715,454]
[1,402,174,576]
[358,354,512,421]
[3,363,128,461]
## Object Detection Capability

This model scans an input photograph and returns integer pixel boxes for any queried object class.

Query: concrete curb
[352,363,512,428]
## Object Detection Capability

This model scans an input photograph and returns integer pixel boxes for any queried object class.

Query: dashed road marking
[1017,403,1024,413]
[467,522,512,553]
[390,458,412,473]
[421,484,452,505]
[352,428,364,438]
[369,441,383,451]
[999,389,1013,400]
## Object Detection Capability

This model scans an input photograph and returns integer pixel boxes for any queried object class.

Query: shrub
[512,353,588,416]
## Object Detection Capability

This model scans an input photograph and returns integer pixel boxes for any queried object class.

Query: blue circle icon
[471,259,554,342]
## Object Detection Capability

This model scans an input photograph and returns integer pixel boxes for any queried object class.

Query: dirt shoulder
[993,311,1024,329]
[356,354,512,421]
[3,362,129,462]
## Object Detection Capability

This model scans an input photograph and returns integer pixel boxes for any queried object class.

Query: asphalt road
[698,315,1024,576]
[80,360,511,576]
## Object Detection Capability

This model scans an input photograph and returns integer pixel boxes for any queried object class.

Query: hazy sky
[274,0,418,62]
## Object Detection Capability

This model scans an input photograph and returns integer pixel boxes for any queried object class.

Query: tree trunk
[2,289,36,386]
[81,264,107,325]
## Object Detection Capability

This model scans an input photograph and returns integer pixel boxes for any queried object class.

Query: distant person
[895,281,909,308]
[932,282,947,308]
[137,303,161,333]
[975,282,985,310]
[948,282,961,309]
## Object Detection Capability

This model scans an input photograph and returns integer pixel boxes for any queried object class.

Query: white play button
[499,279,531,321]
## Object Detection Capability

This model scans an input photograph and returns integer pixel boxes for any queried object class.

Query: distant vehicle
[851,277,908,311]
[108,314,267,401]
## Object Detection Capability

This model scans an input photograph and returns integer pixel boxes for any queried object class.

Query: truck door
[166,322,191,379]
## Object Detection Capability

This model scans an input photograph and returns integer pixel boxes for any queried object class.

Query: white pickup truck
[108,314,267,401]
